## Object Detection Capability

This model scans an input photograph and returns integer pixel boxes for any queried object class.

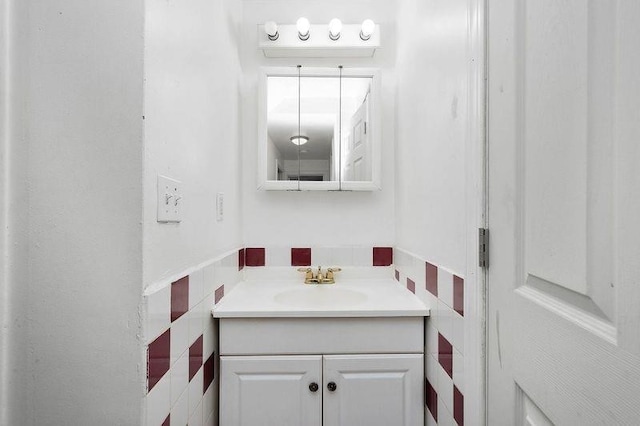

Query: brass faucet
[297,267,342,284]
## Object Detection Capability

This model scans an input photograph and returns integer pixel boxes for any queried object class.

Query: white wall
[241,0,396,247]
[143,0,244,286]
[395,0,484,424]
[4,0,146,424]
[395,0,469,274]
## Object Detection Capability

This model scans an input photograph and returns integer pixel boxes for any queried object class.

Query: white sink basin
[273,286,367,308]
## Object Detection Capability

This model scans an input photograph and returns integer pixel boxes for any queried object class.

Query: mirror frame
[257,66,382,191]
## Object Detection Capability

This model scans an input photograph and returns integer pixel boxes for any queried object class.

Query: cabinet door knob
[309,382,319,392]
[327,381,337,392]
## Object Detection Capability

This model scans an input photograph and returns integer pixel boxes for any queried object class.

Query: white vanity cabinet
[218,317,425,426]
[221,355,322,426]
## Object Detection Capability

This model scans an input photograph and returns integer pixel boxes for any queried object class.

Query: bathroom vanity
[213,277,429,426]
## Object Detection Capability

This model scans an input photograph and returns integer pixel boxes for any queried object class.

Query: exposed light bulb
[290,135,309,145]
[328,18,342,41]
[264,21,279,41]
[296,17,310,41]
[360,19,375,41]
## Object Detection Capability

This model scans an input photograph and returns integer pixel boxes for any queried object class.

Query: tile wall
[243,245,393,267]
[143,245,462,426]
[143,249,243,426]
[394,248,465,426]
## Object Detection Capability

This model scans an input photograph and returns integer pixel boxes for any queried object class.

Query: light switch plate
[216,193,224,221]
[157,175,182,223]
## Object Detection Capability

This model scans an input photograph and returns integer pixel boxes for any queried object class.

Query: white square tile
[171,350,189,407]
[170,314,189,367]
[189,368,204,417]
[203,291,215,330]
[451,310,464,355]
[204,410,216,426]
[438,268,454,308]
[189,398,204,426]
[265,246,289,266]
[188,300,205,347]
[202,377,216,422]
[426,353,439,386]
[189,269,204,309]
[352,246,371,266]
[311,246,332,267]
[203,263,216,298]
[394,248,411,268]
[426,293,439,329]
[453,348,465,393]
[222,250,237,268]
[171,387,189,426]
[410,255,426,289]
[437,299,454,343]
[331,247,353,266]
[145,285,171,344]
[203,323,216,360]
[437,361,454,416]
[438,395,457,426]
[146,373,170,426]
[426,322,439,359]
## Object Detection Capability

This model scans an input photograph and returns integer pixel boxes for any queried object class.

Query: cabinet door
[220,355,322,426]
[323,354,423,426]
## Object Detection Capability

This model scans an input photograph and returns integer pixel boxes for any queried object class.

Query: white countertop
[212,278,430,318]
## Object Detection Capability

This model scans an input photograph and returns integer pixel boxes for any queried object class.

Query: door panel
[220,355,322,426]
[323,354,423,426]
[488,0,640,424]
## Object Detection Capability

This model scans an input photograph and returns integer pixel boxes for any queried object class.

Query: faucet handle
[326,267,341,281]
[297,267,314,281]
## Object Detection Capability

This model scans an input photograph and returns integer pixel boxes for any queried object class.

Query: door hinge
[479,228,489,268]
[364,121,367,134]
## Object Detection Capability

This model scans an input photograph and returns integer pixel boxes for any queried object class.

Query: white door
[323,354,423,426]
[220,355,322,426]
[487,1,640,424]
[343,95,370,182]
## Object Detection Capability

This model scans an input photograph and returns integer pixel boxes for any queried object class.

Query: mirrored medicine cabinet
[257,66,381,191]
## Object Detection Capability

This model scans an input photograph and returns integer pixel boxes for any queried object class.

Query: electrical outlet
[157,175,182,223]
[216,193,224,221]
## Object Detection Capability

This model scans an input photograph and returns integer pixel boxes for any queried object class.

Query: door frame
[465,0,488,424]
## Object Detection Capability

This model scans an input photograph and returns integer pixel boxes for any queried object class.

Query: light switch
[157,175,182,223]
[216,193,224,222]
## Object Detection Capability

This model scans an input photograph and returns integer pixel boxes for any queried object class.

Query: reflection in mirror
[340,77,372,182]
[267,75,339,182]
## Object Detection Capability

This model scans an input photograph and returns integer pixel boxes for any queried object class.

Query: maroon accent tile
[245,248,265,267]
[171,276,189,322]
[395,270,400,281]
[239,248,245,271]
[203,352,215,393]
[372,247,393,266]
[161,414,170,426]
[189,335,204,381]
[147,328,170,392]
[291,248,311,266]
[438,333,453,378]
[426,262,438,297]
[426,378,438,422]
[214,285,224,304]
[454,275,464,316]
[407,278,415,294]
[454,384,464,426]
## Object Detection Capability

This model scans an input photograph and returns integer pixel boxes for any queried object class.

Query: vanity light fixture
[264,21,279,41]
[328,18,342,41]
[290,135,309,145]
[360,19,375,41]
[296,17,311,41]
